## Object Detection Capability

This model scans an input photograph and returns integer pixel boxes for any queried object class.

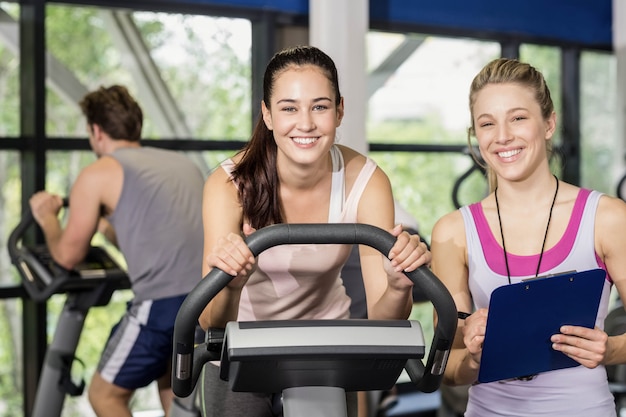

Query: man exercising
[29,85,204,417]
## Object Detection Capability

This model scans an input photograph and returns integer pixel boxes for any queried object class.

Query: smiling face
[261,64,344,167]
[472,82,556,183]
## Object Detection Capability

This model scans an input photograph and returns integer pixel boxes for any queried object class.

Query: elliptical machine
[172,223,458,417]
[9,200,203,417]
[8,200,130,417]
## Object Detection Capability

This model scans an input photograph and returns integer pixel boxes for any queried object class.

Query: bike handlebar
[172,223,457,396]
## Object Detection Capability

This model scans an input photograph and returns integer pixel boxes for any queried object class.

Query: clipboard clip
[522,270,577,282]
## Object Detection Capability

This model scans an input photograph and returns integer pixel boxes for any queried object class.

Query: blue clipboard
[477,268,606,383]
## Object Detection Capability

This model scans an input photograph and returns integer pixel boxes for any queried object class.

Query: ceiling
[140,0,613,50]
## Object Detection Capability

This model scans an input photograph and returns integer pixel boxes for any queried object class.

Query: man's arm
[98,217,118,248]
[29,164,106,269]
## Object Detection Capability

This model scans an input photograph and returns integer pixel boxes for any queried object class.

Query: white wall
[309,0,369,154]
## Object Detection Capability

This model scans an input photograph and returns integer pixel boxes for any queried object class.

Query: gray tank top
[108,147,205,301]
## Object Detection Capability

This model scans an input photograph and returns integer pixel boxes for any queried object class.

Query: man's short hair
[79,85,143,142]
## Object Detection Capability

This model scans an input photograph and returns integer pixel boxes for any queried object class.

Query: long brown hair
[231,45,342,229]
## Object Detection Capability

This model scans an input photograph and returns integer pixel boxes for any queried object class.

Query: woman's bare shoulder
[432,209,466,244]
[597,192,626,228]
[337,144,365,166]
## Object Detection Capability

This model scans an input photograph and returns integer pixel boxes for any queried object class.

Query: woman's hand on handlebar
[384,224,431,288]
[205,223,257,288]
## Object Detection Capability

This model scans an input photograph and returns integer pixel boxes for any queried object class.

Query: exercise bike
[9,200,201,417]
[8,200,130,416]
[172,223,458,417]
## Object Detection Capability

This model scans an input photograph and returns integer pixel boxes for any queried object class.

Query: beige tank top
[220,145,377,321]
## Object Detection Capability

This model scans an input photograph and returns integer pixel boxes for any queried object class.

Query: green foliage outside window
[0,2,618,416]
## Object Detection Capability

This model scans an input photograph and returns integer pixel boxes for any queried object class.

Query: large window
[0,3,254,415]
[45,5,252,142]
[366,33,500,239]
[580,51,618,194]
[0,3,19,137]
[0,2,619,416]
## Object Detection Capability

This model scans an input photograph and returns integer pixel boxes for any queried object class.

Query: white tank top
[221,145,378,321]
[460,189,615,417]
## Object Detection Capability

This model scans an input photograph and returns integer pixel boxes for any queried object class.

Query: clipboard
[477,268,606,383]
